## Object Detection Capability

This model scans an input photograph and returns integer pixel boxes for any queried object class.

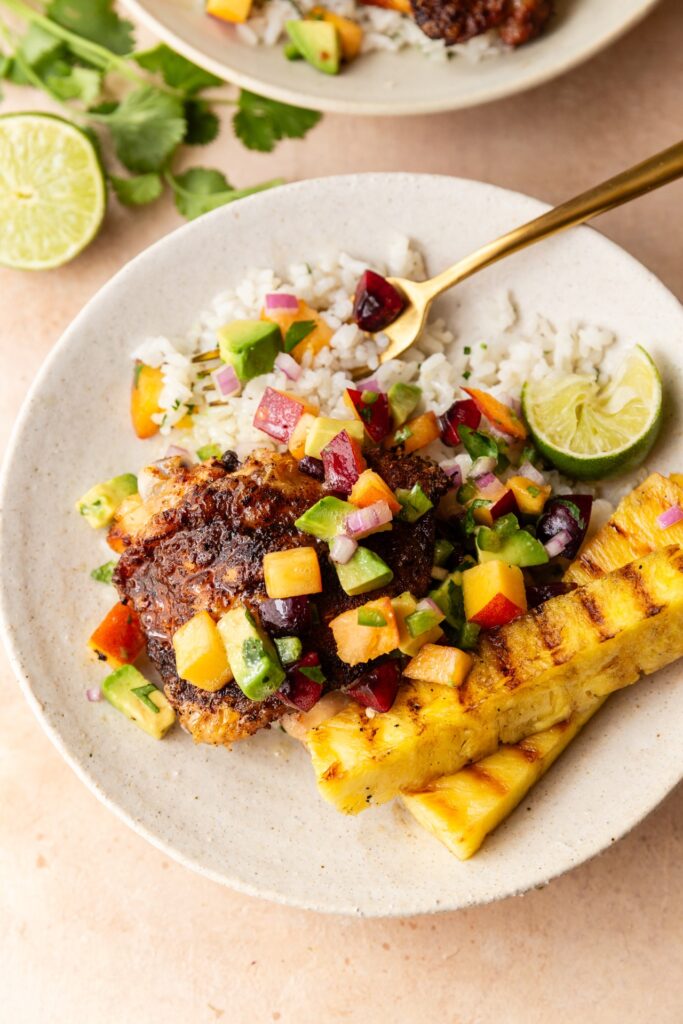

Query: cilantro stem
[0,0,180,95]
[164,170,284,204]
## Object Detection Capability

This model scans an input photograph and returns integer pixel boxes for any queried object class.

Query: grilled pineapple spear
[402,472,683,858]
[308,544,683,814]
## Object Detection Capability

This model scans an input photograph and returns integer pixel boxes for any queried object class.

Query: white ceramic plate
[122,0,660,115]
[2,174,682,917]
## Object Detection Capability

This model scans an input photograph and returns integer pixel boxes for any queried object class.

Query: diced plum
[353,270,405,334]
[259,596,313,636]
[278,651,324,712]
[537,495,593,560]
[321,429,367,495]
[439,399,481,446]
[344,388,392,443]
[253,388,305,444]
[298,456,325,481]
[347,659,401,713]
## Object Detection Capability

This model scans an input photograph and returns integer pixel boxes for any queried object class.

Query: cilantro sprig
[0,0,321,220]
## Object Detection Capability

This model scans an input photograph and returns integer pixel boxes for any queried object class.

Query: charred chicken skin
[112,450,450,745]
[408,0,553,47]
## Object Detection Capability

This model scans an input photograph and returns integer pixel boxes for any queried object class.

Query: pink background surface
[1,2,682,1020]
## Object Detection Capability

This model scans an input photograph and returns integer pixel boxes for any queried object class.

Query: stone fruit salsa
[74,253,679,859]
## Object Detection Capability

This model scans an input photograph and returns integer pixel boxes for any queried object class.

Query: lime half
[0,113,106,270]
[522,346,662,479]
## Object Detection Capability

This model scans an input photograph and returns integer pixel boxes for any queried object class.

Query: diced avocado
[388,382,421,427]
[285,19,340,75]
[396,483,433,523]
[217,605,285,701]
[433,538,455,567]
[196,443,222,461]
[476,527,549,568]
[275,636,303,665]
[335,546,393,597]
[217,319,282,383]
[76,472,138,529]
[283,40,303,60]
[303,417,365,460]
[102,665,175,740]
[295,496,357,540]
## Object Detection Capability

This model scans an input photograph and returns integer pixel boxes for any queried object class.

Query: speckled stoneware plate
[121,0,660,116]
[2,174,683,917]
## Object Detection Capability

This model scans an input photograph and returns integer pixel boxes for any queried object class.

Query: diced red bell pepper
[253,388,307,443]
[352,270,405,334]
[347,659,401,713]
[279,651,324,712]
[439,399,481,446]
[343,387,392,443]
[321,429,367,495]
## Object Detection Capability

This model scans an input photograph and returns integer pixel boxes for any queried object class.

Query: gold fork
[194,139,683,387]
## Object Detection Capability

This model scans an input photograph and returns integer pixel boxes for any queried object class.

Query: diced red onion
[354,376,384,393]
[344,500,393,539]
[470,456,497,478]
[440,460,462,488]
[274,351,301,381]
[211,364,241,399]
[472,469,497,489]
[657,504,683,529]
[265,292,298,311]
[85,687,102,702]
[473,471,506,501]
[544,529,573,558]
[416,597,441,614]
[330,534,358,564]
[519,461,546,486]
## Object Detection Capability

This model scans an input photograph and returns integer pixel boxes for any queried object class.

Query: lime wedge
[0,113,106,270]
[522,346,662,479]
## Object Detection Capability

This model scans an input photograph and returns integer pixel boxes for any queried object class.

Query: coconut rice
[206,0,506,63]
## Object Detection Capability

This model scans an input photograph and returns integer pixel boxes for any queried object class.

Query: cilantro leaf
[183,99,219,146]
[17,23,64,69]
[95,86,186,172]
[47,0,135,56]
[110,172,163,206]
[47,65,102,103]
[168,168,282,221]
[299,665,326,684]
[458,425,499,461]
[134,44,222,94]
[233,90,321,153]
[284,321,315,353]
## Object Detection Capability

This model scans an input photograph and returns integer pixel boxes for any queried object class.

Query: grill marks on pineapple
[618,561,665,619]
[465,763,509,796]
[483,630,521,689]
[576,590,614,642]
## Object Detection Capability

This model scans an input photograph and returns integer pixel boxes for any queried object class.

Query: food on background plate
[206,0,555,76]
[76,238,678,859]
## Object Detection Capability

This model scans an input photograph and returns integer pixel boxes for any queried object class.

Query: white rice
[205,0,507,62]
[132,239,623,484]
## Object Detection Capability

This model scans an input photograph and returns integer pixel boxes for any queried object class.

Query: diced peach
[349,469,402,514]
[311,6,363,60]
[131,362,163,439]
[261,300,333,363]
[206,0,253,24]
[404,643,473,687]
[386,411,440,453]
[462,387,527,440]
[507,475,552,516]
[472,487,517,527]
[288,412,317,460]
[88,602,146,668]
[172,611,232,692]
[263,547,322,599]
[329,596,399,666]
[462,561,527,629]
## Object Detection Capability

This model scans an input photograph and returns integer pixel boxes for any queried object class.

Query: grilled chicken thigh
[113,449,450,745]
[409,0,553,46]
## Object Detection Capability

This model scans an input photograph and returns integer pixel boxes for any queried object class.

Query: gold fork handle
[426,140,683,300]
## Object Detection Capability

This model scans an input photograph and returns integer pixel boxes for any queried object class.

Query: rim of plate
[2,174,682,916]
[121,0,661,116]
